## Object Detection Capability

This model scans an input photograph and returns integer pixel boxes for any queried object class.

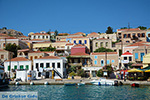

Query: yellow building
[143,53,150,68]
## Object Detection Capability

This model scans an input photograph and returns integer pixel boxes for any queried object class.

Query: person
[124,74,127,81]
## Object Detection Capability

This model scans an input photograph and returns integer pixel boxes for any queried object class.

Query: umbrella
[127,68,143,73]
[145,70,150,72]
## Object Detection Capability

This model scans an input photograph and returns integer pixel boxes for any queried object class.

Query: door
[46,72,49,78]
[140,53,145,61]
[92,71,96,77]
[101,60,104,66]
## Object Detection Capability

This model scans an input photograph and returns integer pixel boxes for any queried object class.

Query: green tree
[97,69,103,77]
[98,32,101,34]
[54,30,58,39]
[94,47,114,52]
[103,65,113,76]
[39,45,56,51]
[138,26,147,30]
[5,43,21,57]
[77,69,86,77]
[106,26,113,34]
[120,27,128,29]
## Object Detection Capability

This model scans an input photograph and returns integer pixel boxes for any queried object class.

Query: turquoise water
[1,85,150,100]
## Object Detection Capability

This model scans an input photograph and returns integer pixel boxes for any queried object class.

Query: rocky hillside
[0,27,24,36]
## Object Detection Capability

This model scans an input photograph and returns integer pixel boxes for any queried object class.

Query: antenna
[128,22,130,29]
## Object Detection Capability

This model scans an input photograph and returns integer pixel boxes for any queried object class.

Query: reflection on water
[1,85,150,100]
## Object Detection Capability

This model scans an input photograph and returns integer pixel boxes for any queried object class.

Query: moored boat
[0,65,9,88]
[64,83,76,86]
[90,78,114,86]
[131,83,139,87]
[77,82,85,86]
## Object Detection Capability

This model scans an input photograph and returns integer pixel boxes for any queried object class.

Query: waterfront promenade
[9,78,150,86]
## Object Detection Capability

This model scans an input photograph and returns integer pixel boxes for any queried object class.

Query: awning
[127,68,143,72]
[145,70,150,72]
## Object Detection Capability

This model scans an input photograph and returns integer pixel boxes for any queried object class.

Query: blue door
[101,60,104,66]
[140,53,145,61]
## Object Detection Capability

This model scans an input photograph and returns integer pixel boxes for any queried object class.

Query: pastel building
[33,56,66,79]
[30,32,50,41]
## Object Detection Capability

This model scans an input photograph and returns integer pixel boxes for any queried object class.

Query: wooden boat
[64,83,76,86]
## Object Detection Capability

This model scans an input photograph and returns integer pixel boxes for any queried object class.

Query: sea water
[1,85,150,100]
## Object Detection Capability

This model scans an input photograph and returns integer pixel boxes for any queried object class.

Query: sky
[0,0,150,36]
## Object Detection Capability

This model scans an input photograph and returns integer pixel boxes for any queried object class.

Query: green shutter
[14,65,17,69]
[20,65,24,69]
[8,66,10,71]
[26,65,29,70]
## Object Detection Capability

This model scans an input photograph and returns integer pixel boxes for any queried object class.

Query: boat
[90,78,114,86]
[77,82,85,86]
[0,65,9,88]
[131,83,139,87]
[64,83,76,86]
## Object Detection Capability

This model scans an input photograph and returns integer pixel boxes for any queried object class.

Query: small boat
[91,78,114,86]
[131,83,139,87]
[77,82,85,86]
[64,83,76,86]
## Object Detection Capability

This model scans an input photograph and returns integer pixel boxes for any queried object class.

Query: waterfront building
[4,57,32,78]
[0,37,28,49]
[121,51,133,69]
[33,56,66,79]
[143,53,150,68]
[87,32,100,40]
[92,38,112,52]
[0,49,13,64]
[29,31,50,41]
[117,28,147,43]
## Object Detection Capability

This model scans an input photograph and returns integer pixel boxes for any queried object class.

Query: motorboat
[131,83,139,87]
[77,82,85,86]
[0,65,9,88]
[90,78,114,86]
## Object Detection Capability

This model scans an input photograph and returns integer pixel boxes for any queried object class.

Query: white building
[30,32,50,40]
[33,56,66,79]
[4,57,32,79]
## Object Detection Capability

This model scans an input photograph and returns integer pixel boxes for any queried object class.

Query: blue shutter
[79,40,82,44]
[112,60,114,63]
[140,53,145,61]
[107,60,110,64]
[135,53,138,59]
[74,40,76,44]
[94,56,97,59]
[84,40,87,44]
[94,60,97,65]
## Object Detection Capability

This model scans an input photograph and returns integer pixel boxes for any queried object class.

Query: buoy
[30,82,34,85]
[15,82,19,85]
[44,81,48,85]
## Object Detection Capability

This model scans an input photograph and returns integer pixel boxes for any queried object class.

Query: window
[20,65,23,69]
[95,42,98,47]
[46,36,48,38]
[26,65,29,70]
[43,36,44,39]
[100,42,103,47]
[107,37,109,39]
[126,41,130,43]
[124,57,127,60]
[36,63,39,68]
[123,34,127,38]
[52,63,55,68]
[38,36,40,38]
[8,66,10,71]
[107,60,110,64]
[40,63,44,68]
[84,40,87,44]
[118,33,121,35]
[135,53,138,59]
[138,33,141,37]
[112,60,115,63]
[30,56,33,60]
[79,40,82,44]
[132,33,136,37]
[34,36,36,39]
[34,56,38,59]
[46,63,50,68]
[74,40,76,44]
[94,56,97,59]
[94,60,97,65]
[129,57,132,61]
[142,33,145,37]
[148,34,150,37]
[1,55,4,59]
[106,42,108,47]
[14,65,17,70]
[57,63,60,68]
[128,34,131,38]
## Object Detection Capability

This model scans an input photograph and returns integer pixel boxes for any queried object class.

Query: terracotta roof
[36,56,61,59]
[131,63,143,67]
[126,41,150,47]
[117,28,140,32]
[122,52,133,55]
[5,57,30,62]
[32,33,49,35]
[91,52,117,55]
[0,37,17,39]
[96,38,109,40]
[0,49,8,52]
[70,52,89,56]
[29,51,54,54]
[34,41,51,44]
[73,32,85,35]
[72,44,86,48]
[55,41,67,43]
[18,49,30,52]
[66,43,74,46]
[87,32,99,36]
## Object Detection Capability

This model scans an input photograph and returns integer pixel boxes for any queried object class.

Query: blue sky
[0,0,150,36]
